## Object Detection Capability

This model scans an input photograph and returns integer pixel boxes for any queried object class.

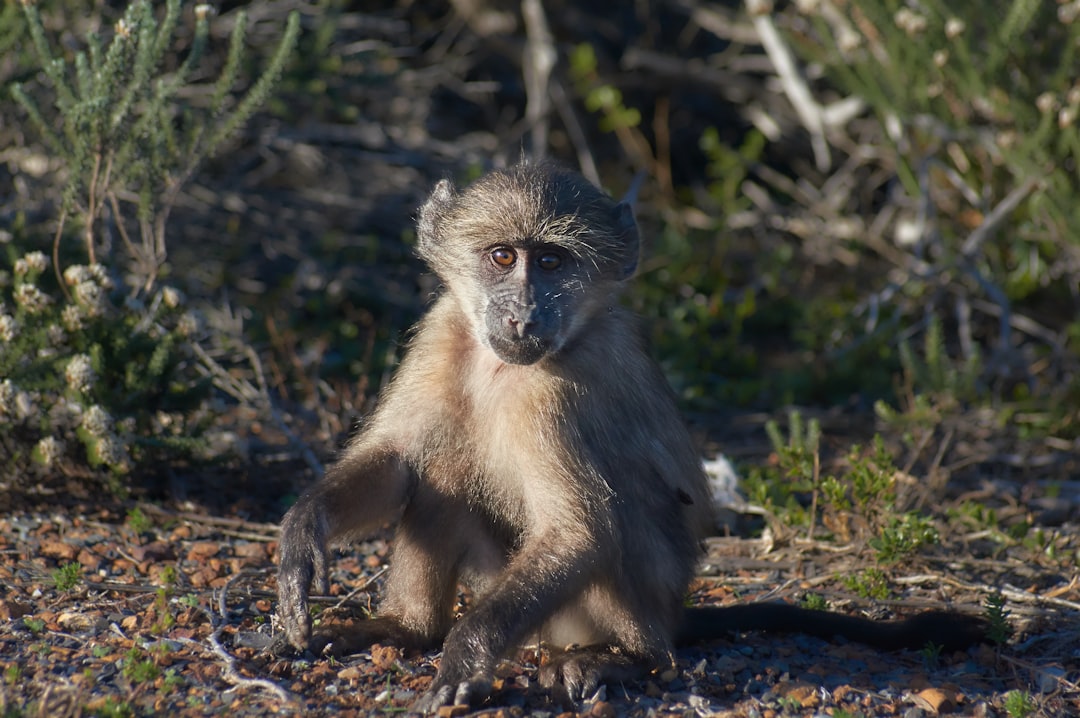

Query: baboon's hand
[276,500,329,652]
[411,673,493,714]
[538,654,604,701]
[538,648,651,702]
[410,623,496,712]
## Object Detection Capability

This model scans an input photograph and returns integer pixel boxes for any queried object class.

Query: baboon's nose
[507,306,537,338]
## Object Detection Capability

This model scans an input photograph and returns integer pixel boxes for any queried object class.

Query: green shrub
[788,0,1080,416]
[3,0,300,486]
[11,0,300,284]
[51,561,82,592]
[0,250,211,483]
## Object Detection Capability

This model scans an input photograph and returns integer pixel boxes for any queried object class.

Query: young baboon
[276,162,987,713]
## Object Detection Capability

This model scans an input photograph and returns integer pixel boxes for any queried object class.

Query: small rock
[687,693,710,709]
[233,541,266,559]
[40,541,77,560]
[57,610,107,633]
[588,700,616,717]
[129,541,176,563]
[911,686,958,713]
[76,548,101,572]
[773,680,820,708]
[186,541,220,561]
[169,525,193,541]
[1038,666,1066,693]
[0,599,32,620]
[371,643,402,670]
[712,654,749,673]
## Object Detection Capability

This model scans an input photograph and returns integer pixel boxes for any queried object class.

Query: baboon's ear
[612,171,645,279]
[613,201,641,280]
[417,179,455,254]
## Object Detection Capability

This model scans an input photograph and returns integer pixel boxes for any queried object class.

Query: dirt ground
[1,468,1078,717]
[2,1,1079,716]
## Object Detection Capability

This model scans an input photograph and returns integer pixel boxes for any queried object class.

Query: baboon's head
[416,163,640,365]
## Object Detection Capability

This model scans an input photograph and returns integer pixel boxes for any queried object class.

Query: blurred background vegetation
[1,0,1077,515]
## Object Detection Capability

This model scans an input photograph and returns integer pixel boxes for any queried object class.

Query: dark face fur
[478,242,574,364]
[416,163,640,365]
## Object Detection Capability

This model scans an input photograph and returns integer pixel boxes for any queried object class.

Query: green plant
[569,44,642,136]
[2,0,300,487]
[0,253,212,485]
[700,126,767,216]
[841,568,891,601]
[766,410,822,487]
[984,593,1013,646]
[3,664,20,685]
[1003,689,1037,718]
[800,593,828,611]
[12,0,300,286]
[125,507,153,535]
[740,411,823,532]
[870,513,940,564]
[873,316,985,462]
[150,585,176,635]
[158,564,178,587]
[775,696,803,712]
[91,697,133,718]
[898,316,981,404]
[22,617,45,635]
[162,667,184,690]
[818,439,892,538]
[51,560,82,591]
[121,645,160,684]
[842,437,898,515]
[920,641,943,670]
[787,0,1080,430]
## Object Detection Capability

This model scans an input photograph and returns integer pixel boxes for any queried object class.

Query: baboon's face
[475,242,581,365]
[416,165,640,366]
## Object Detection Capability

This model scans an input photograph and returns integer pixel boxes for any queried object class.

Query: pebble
[1038,665,1066,693]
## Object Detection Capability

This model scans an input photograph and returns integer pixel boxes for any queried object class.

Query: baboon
[276,162,988,713]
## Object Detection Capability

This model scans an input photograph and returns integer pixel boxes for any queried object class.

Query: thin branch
[331,567,388,612]
[52,207,72,302]
[86,152,102,264]
[108,191,140,266]
[960,176,1041,257]
[196,605,296,705]
[243,344,325,479]
[521,0,555,159]
[549,80,599,185]
[746,1,830,171]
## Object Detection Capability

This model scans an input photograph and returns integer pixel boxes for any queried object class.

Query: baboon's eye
[491,247,517,267]
[536,252,562,271]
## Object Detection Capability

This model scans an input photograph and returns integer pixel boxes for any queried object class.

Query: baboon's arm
[277,447,412,651]
[413,527,601,711]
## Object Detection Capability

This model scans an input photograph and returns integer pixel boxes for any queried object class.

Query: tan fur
[275,163,991,713]
[276,162,713,711]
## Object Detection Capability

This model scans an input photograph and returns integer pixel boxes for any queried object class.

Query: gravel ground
[1,501,1076,717]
